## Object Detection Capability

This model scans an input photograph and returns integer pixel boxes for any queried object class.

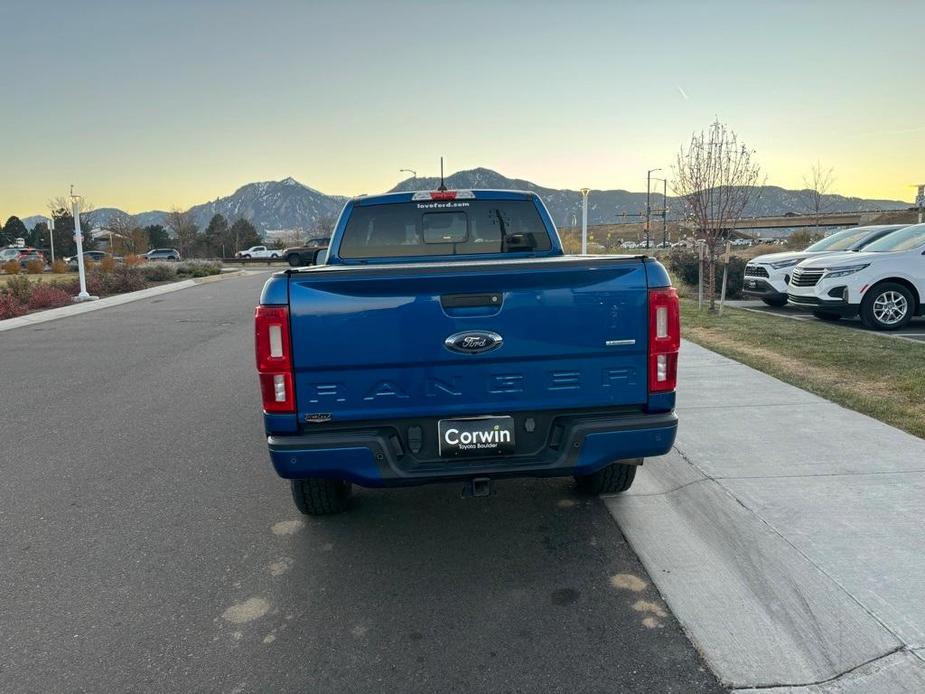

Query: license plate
[438,416,516,457]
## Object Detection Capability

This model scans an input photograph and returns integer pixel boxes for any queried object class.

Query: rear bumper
[267,410,678,487]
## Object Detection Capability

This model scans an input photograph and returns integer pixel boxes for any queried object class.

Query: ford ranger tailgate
[287,256,649,422]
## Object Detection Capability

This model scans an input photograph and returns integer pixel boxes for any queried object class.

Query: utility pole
[662,178,668,247]
[646,168,661,249]
[916,184,924,224]
[580,188,590,255]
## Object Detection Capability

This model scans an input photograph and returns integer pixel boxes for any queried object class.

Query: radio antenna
[437,157,447,191]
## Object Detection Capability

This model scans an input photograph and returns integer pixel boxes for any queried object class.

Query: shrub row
[1,261,223,321]
[0,276,72,319]
[141,260,222,281]
[664,249,747,300]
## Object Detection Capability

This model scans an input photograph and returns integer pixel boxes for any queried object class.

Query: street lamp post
[48,216,55,264]
[400,168,417,179]
[70,187,96,302]
[579,188,590,255]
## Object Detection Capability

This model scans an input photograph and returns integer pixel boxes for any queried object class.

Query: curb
[0,270,249,332]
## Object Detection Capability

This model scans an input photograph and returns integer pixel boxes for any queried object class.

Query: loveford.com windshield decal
[416,202,471,209]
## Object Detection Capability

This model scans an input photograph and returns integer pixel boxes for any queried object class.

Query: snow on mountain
[19,170,912,235]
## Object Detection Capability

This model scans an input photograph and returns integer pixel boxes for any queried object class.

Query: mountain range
[21,168,912,234]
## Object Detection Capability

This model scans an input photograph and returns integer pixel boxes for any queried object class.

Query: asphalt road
[727,299,925,343]
[0,273,723,694]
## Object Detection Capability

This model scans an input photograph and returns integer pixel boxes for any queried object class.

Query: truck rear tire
[574,460,639,495]
[287,253,302,267]
[291,478,352,515]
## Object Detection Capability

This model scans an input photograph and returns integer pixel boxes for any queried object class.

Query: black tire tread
[574,461,639,495]
[291,478,351,515]
[762,297,788,307]
[813,310,842,322]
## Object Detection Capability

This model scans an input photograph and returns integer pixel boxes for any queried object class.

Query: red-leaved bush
[0,294,28,320]
[28,284,73,310]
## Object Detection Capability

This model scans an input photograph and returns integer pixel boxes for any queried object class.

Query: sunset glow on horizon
[2,0,923,219]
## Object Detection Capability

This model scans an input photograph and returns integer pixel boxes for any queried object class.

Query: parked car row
[0,246,50,269]
[233,238,331,266]
[1,246,183,273]
[744,223,925,330]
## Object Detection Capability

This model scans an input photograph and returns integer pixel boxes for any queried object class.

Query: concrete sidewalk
[606,340,925,692]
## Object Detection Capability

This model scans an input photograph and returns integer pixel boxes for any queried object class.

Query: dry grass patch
[681,300,925,439]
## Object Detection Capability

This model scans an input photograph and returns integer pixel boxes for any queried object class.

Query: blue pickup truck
[255,188,680,514]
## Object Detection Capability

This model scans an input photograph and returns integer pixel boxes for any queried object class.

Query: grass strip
[681,299,925,439]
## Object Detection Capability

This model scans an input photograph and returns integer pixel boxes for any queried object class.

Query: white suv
[742,224,907,307]
[787,222,925,330]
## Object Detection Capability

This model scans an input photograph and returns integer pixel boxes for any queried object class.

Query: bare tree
[310,213,338,239]
[164,208,198,257]
[672,120,763,311]
[802,161,836,228]
[104,211,144,254]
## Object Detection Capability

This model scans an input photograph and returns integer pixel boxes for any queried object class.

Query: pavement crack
[612,478,708,498]
[729,645,908,691]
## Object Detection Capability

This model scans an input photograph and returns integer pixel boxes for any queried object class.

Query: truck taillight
[255,305,295,413]
[648,287,680,393]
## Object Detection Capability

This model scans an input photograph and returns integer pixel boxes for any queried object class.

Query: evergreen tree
[2,216,28,245]
[47,208,95,257]
[145,224,170,249]
[229,218,261,253]
[29,221,50,249]
[204,214,230,257]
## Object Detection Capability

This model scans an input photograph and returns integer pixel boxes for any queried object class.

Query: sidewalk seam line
[716,468,925,480]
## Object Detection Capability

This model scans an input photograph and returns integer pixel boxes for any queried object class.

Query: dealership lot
[727,299,925,343]
[0,273,721,694]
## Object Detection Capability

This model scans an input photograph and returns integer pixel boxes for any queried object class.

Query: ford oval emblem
[445,331,503,355]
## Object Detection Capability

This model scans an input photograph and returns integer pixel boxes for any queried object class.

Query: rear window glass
[338,200,552,259]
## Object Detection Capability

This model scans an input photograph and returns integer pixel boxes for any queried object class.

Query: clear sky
[2,0,923,218]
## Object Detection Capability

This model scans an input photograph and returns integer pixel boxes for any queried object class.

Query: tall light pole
[400,168,417,179]
[70,186,95,302]
[579,188,590,255]
[48,216,55,263]
[646,168,661,249]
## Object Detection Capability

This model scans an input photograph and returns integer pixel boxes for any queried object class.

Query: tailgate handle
[441,293,502,309]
